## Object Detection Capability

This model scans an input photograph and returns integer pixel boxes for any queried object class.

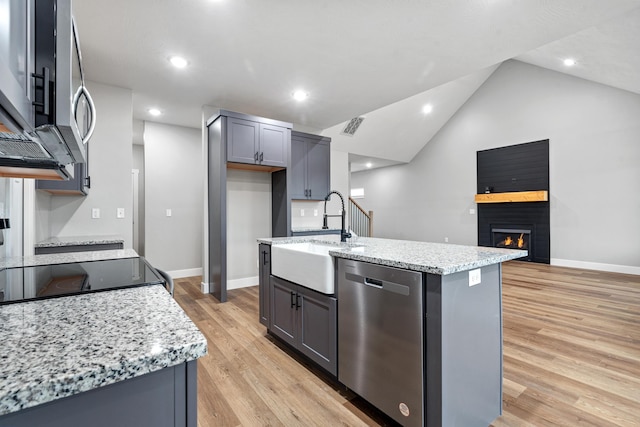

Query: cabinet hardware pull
[259,152,264,162]
[254,151,259,162]
[262,250,268,265]
[296,293,301,310]
[290,291,296,308]
[31,67,51,117]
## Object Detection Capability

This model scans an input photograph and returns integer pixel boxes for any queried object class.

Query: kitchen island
[0,251,207,427]
[258,236,526,427]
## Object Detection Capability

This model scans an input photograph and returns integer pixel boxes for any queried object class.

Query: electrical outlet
[117,208,125,218]
[166,209,172,217]
[469,208,476,215]
[92,208,100,219]
[469,268,481,286]
[300,209,305,217]
[313,209,318,217]
[444,237,449,243]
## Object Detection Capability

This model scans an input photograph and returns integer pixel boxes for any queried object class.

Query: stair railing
[349,197,373,237]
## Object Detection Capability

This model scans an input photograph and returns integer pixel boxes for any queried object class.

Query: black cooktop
[0,257,165,305]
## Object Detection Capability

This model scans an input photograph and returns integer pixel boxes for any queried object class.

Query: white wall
[351,60,640,273]
[227,169,272,284]
[144,122,203,274]
[40,81,134,246]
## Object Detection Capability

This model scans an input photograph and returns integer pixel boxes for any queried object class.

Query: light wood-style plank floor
[173,261,640,426]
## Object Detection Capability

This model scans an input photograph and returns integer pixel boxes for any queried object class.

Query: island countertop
[258,236,526,275]
[0,285,207,417]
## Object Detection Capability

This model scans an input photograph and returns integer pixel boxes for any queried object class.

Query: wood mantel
[474,190,548,203]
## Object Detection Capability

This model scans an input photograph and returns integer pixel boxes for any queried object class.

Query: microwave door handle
[73,85,97,144]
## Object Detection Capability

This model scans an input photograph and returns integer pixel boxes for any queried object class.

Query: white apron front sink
[271,242,336,294]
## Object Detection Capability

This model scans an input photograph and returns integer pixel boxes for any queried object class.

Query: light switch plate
[469,268,481,286]
[117,208,125,218]
[166,209,172,217]
[92,208,100,219]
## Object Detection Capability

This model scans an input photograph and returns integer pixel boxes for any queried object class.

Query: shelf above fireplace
[474,190,548,204]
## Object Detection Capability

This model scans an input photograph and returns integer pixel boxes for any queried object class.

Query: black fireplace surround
[477,140,550,264]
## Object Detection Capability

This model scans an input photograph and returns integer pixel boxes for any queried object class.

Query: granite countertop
[291,227,341,233]
[0,285,207,416]
[258,236,527,275]
[35,235,124,248]
[0,249,139,270]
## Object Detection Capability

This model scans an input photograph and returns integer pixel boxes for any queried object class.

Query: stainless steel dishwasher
[338,258,424,427]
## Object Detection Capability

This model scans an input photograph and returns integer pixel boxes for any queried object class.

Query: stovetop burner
[0,257,164,305]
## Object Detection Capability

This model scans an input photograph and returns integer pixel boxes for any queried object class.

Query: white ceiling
[73,0,640,164]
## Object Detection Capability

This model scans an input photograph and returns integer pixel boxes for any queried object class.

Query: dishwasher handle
[346,272,411,296]
[364,277,383,288]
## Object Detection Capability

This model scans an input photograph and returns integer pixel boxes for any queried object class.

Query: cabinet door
[297,286,337,375]
[269,276,297,347]
[259,124,288,167]
[306,140,330,201]
[258,244,271,326]
[289,137,308,199]
[227,117,259,164]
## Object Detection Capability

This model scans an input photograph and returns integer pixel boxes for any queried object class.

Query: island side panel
[439,263,503,426]
[0,361,196,427]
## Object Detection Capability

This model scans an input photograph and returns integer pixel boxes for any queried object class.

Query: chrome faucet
[322,190,352,242]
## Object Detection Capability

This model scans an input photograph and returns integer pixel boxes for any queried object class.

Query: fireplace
[491,227,532,261]
[476,140,550,264]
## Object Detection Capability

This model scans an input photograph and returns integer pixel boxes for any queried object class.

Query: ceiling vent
[341,117,365,136]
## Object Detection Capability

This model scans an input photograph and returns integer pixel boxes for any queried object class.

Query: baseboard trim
[228,276,259,290]
[166,267,203,279]
[550,258,640,276]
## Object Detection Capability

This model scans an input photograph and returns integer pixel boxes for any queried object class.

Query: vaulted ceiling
[73,0,640,168]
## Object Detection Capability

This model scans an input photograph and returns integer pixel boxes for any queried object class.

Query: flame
[517,233,525,249]
[503,236,513,246]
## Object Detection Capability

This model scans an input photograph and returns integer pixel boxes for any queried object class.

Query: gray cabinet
[207,110,292,302]
[269,275,337,375]
[227,117,288,167]
[35,162,89,195]
[258,243,271,326]
[290,131,330,200]
[0,360,198,427]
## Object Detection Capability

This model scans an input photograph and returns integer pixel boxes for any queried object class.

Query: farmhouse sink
[271,242,337,294]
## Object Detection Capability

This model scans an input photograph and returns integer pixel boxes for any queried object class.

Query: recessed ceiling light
[148,108,162,116]
[422,104,433,114]
[563,58,576,67]
[169,56,188,69]
[366,162,373,168]
[292,90,309,101]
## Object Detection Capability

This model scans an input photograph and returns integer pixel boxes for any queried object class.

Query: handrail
[349,197,373,237]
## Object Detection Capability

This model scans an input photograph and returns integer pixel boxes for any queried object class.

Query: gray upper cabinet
[227,117,288,168]
[290,131,330,200]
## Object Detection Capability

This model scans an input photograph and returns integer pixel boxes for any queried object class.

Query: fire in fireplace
[492,228,532,260]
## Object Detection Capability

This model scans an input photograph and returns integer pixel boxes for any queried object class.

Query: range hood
[0,127,73,180]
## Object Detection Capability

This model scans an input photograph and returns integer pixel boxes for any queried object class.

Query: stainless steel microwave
[0,0,95,180]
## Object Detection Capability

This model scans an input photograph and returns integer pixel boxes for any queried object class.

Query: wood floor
[173,261,640,427]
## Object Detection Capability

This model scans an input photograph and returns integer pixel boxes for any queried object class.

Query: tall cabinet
[207,111,332,303]
[207,110,292,302]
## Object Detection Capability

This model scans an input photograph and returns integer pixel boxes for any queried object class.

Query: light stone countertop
[0,285,207,416]
[258,236,527,275]
[34,235,124,248]
[0,249,139,270]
